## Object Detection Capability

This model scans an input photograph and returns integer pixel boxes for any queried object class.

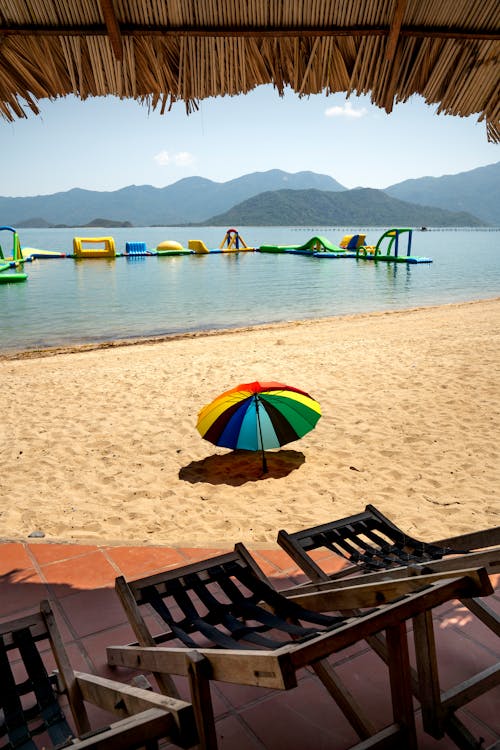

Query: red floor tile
[238,674,359,750]
[0,542,34,574]
[104,545,187,579]
[28,543,99,566]
[177,547,231,564]
[0,569,49,618]
[59,586,129,637]
[214,714,266,750]
[250,548,302,575]
[83,622,141,680]
[39,549,118,594]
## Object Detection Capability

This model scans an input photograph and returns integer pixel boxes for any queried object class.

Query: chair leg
[460,597,500,637]
[385,623,417,750]
[413,610,444,738]
[187,652,218,750]
[312,660,377,738]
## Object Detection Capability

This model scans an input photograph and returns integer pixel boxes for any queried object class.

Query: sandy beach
[0,298,498,548]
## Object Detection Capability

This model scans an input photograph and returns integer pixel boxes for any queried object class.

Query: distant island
[17,217,133,229]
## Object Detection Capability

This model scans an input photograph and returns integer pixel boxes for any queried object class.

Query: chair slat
[0,634,44,750]
[13,629,73,747]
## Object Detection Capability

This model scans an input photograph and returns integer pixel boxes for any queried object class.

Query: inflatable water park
[0,226,432,284]
[259,233,365,257]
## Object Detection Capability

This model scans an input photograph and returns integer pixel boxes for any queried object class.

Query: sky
[0,85,498,197]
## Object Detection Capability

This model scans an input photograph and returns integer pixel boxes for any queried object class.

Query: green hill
[204,187,486,227]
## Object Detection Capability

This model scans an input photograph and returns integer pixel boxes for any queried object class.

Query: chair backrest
[0,606,82,749]
[277,504,463,581]
[116,545,344,653]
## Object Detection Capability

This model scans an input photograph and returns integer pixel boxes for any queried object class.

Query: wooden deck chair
[277,504,500,584]
[0,600,196,750]
[106,543,493,750]
[277,505,500,748]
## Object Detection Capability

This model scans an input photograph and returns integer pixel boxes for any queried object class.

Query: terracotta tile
[461,694,500,742]
[412,620,498,692]
[251,548,298,573]
[83,622,140,680]
[44,640,94,675]
[414,711,467,749]
[0,569,49,617]
[177,547,231,564]
[28,543,99,566]
[269,575,303,591]
[238,674,359,749]
[335,647,398,728]
[457,708,500,750]
[215,713,265,750]
[0,542,33,574]
[59,587,129,637]
[436,601,500,655]
[40,550,117,595]
[105,545,187,579]
[215,680,273,709]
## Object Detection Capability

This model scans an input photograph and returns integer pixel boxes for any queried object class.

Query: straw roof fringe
[0,0,498,141]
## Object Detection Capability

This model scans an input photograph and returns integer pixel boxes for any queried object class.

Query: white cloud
[325,102,367,119]
[153,150,195,167]
[173,151,195,166]
[154,150,170,166]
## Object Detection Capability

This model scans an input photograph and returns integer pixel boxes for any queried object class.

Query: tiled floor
[0,540,499,749]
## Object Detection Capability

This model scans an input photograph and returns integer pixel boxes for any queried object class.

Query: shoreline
[1,296,498,361]
[1,297,499,549]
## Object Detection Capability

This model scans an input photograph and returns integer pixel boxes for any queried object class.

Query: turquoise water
[1,226,499,353]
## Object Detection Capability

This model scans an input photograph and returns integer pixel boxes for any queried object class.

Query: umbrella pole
[254,396,268,474]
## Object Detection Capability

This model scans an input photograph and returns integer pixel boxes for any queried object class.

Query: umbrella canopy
[196,381,321,472]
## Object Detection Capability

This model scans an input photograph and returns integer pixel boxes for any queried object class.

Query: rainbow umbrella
[196,381,321,473]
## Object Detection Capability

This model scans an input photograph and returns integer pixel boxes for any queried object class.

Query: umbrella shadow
[179,449,305,486]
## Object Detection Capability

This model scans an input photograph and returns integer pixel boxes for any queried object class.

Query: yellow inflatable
[188,239,210,254]
[73,237,116,258]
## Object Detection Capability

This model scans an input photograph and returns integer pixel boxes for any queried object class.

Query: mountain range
[384,161,499,225]
[1,162,498,228]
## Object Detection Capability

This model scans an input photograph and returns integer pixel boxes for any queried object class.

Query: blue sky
[1,85,497,197]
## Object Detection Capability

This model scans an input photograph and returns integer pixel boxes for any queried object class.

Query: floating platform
[125,241,155,256]
[313,251,357,259]
[258,245,289,253]
[156,249,194,256]
[22,248,66,259]
[156,240,193,256]
[360,254,433,264]
[0,264,27,282]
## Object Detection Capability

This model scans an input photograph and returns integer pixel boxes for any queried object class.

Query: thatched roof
[1,0,499,141]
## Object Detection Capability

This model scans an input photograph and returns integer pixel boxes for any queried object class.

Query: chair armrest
[75,671,196,745]
[432,528,500,551]
[70,707,188,750]
[284,568,493,612]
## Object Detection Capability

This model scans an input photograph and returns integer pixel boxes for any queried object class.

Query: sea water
[0,227,499,353]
